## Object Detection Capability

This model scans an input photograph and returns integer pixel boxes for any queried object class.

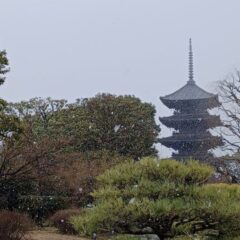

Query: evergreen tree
[0,50,9,85]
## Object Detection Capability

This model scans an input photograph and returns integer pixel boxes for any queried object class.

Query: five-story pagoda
[159,39,223,160]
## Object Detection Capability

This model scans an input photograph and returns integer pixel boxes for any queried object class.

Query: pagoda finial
[188,38,195,84]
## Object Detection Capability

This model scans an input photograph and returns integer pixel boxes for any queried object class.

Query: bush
[0,210,33,240]
[72,158,240,239]
[54,150,126,206]
[49,209,81,234]
[18,195,67,223]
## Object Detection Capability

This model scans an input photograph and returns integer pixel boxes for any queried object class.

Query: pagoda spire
[188,38,195,84]
[159,39,223,161]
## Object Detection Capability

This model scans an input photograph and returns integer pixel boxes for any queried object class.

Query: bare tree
[218,70,240,152]
[0,124,70,192]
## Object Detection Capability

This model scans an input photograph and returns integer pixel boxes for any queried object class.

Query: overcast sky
[0,0,240,157]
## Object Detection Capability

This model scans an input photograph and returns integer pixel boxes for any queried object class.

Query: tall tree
[0,50,22,141]
[48,94,160,159]
[74,94,160,159]
[9,94,160,159]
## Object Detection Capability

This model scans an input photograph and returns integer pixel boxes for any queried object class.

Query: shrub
[72,158,240,239]
[18,195,67,223]
[49,209,81,234]
[0,210,33,240]
[53,150,127,206]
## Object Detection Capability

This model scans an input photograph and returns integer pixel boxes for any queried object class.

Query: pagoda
[159,39,223,161]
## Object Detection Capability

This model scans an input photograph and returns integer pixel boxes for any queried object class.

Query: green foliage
[192,184,240,239]
[72,94,160,159]
[72,158,240,239]
[9,94,160,159]
[94,158,212,200]
[18,195,67,222]
[0,100,22,142]
[0,50,22,142]
[8,97,67,136]
[0,50,9,85]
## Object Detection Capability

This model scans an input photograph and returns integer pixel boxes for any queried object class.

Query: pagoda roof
[160,112,220,122]
[159,134,223,150]
[160,80,217,101]
[159,113,222,130]
[160,39,220,108]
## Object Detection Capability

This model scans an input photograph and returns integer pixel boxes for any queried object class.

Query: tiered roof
[160,133,222,150]
[160,39,220,110]
[160,113,222,130]
[160,81,220,109]
[159,39,223,160]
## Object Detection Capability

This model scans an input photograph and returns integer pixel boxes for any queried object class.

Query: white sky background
[0,0,240,157]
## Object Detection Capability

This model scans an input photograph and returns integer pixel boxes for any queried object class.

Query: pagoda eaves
[159,39,223,160]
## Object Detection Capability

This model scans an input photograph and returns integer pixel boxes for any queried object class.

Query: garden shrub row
[17,195,68,223]
[72,158,240,240]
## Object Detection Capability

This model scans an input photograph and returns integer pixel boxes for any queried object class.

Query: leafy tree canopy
[9,94,160,159]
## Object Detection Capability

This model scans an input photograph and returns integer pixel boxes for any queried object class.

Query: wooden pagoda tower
[159,39,223,160]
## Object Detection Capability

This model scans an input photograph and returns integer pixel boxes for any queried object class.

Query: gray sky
[0,0,240,157]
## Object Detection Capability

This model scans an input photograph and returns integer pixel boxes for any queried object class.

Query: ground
[29,228,87,240]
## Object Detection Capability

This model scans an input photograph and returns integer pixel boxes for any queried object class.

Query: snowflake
[129,198,135,204]
[114,125,121,132]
